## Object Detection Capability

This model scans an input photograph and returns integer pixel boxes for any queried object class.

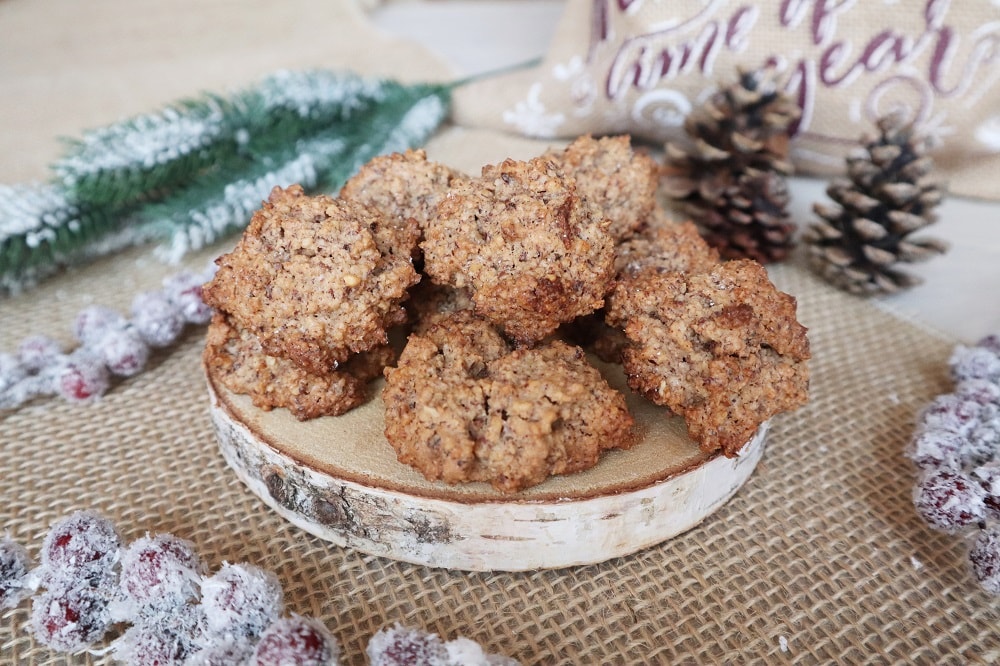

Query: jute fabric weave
[2,241,997,664]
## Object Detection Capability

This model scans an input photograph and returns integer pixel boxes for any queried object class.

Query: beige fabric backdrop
[451,0,1000,201]
[2,1,998,664]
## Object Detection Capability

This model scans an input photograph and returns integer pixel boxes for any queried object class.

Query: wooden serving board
[206,360,766,572]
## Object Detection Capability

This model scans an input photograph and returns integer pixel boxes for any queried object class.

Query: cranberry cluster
[0,265,215,410]
[909,334,1000,594]
[0,511,520,665]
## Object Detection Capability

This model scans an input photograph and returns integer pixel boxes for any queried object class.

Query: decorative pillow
[451,0,1000,200]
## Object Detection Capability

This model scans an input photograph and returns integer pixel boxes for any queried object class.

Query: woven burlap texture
[2,242,997,665]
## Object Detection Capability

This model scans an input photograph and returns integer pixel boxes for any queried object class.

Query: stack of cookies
[202,137,810,492]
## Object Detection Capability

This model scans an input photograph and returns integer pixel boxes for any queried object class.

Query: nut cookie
[203,185,419,375]
[340,149,461,260]
[607,259,809,456]
[613,214,720,277]
[204,314,394,420]
[547,134,659,241]
[383,312,635,492]
[422,156,615,345]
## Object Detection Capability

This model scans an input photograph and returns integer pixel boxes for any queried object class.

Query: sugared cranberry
[252,616,339,666]
[366,623,448,666]
[163,271,214,325]
[29,582,112,652]
[200,562,284,642]
[110,602,205,665]
[96,327,150,377]
[17,334,64,372]
[0,536,31,609]
[970,525,1000,595]
[55,351,110,403]
[131,291,185,348]
[40,510,121,580]
[73,305,127,345]
[913,469,987,532]
[117,533,202,616]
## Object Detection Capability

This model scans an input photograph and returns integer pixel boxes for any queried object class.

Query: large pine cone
[662,68,801,263]
[803,113,947,295]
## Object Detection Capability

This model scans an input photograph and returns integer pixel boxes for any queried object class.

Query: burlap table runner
[2,210,996,664]
[3,2,998,664]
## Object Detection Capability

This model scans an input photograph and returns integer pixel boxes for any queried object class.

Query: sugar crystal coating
[252,615,339,666]
[110,601,206,666]
[96,326,151,377]
[970,524,1000,595]
[163,270,215,325]
[0,352,27,392]
[366,623,448,666]
[29,581,113,653]
[40,510,121,582]
[950,344,1000,383]
[115,533,203,618]
[18,335,64,372]
[912,469,987,532]
[132,291,186,348]
[0,535,32,609]
[55,349,111,403]
[200,561,284,642]
[183,640,254,665]
[73,305,127,344]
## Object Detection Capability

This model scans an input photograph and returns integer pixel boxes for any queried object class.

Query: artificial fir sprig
[0,70,451,294]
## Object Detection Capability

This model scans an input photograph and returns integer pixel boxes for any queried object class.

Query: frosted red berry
[117,533,203,616]
[918,394,981,436]
[367,623,448,666]
[163,271,214,325]
[0,536,32,609]
[29,581,113,652]
[913,469,987,532]
[55,351,110,403]
[40,510,121,581]
[73,305,127,344]
[131,291,186,348]
[950,345,1000,383]
[0,352,27,392]
[200,562,284,641]
[907,429,964,470]
[18,335,64,372]
[969,525,1000,595]
[252,616,340,666]
[182,640,253,666]
[96,327,150,377]
[110,602,206,665]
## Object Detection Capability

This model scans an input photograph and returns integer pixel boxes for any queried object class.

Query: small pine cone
[803,112,948,296]
[662,67,801,263]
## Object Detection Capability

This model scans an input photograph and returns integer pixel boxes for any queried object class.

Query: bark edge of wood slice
[206,366,767,572]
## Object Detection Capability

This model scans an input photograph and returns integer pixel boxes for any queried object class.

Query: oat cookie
[607,259,809,456]
[204,314,393,420]
[613,214,720,277]
[202,185,419,375]
[547,134,659,241]
[340,149,461,253]
[383,312,635,492]
[422,156,615,345]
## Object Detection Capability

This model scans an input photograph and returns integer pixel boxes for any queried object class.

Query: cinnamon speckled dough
[339,149,461,233]
[613,214,720,277]
[202,185,419,375]
[204,314,394,420]
[547,134,660,241]
[422,156,615,345]
[607,259,810,457]
[383,312,635,492]
[569,214,721,364]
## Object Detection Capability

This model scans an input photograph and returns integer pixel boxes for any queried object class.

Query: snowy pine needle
[0,70,451,294]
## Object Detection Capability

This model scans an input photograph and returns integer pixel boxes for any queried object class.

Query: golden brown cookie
[340,149,461,258]
[204,314,394,420]
[422,156,615,345]
[613,214,720,277]
[547,134,660,241]
[202,185,419,375]
[607,259,810,456]
[382,312,635,492]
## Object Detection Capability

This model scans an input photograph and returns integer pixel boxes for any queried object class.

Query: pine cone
[662,67,801,263]
[803,112,948,296]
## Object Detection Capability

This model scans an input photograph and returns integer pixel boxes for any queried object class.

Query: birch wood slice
[206,360,767,572]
